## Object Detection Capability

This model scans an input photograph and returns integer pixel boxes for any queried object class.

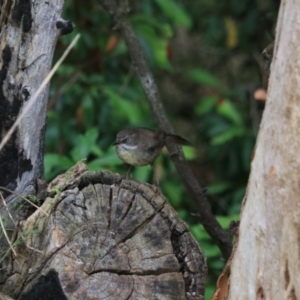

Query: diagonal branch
[98,1,232,260]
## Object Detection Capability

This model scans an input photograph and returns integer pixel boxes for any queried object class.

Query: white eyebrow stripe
[121,144,138,150]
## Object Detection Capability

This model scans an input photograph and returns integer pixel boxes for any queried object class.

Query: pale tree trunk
[229,0,300,298]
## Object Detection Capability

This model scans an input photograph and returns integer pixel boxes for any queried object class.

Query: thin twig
[0,33,81,153]
[98,1,233,259]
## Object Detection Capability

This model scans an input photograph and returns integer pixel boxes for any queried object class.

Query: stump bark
[0,163,207,300]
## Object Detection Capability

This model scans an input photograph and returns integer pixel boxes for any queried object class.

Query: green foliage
[46,0,279,296]
[189,69,223,88]
[154,0,193,29]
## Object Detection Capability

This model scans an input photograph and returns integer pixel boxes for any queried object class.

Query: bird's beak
[112,141,119,146]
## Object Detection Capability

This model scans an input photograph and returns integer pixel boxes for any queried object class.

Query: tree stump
[0,163,207,300]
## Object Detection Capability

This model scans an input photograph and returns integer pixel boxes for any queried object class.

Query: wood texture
[0,163,207,300]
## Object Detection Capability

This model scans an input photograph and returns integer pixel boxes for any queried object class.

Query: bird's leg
[126,165,133,180]
[151,163,160,188]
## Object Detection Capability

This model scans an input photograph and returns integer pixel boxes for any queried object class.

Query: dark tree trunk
[0,0,70,258]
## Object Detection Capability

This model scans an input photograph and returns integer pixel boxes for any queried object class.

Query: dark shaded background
[46,0,279,297]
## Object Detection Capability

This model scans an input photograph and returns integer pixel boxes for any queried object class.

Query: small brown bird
[113,127,191,184]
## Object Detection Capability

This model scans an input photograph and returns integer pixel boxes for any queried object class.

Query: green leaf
[136,24,172,70]
[241,136,254,171]
[182,146,196,160]
[177,209,188,221]
[189,69,222,87]
[206,117,231,137]
[87,151,124,170]
[163,182,184,207]
[190,224,210,241]
[210,259,225,270]
[155,0,192,29]
[216,214,240,229]
[70,127,99,161]
[44,154,74,169]
[133,165,152,183]
[211,127,245,145]
[132,14,173,38]
[82,94,95,129]
[204,244,222,258]
[44,154,74,180]
[208,182,232,194]
[90,144,104,157]
[103,87,143,124]
[217,98,243,125]
[205,286,215,300]
[195,95,218,115]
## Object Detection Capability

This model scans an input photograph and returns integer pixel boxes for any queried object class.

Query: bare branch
[98,1,232,259]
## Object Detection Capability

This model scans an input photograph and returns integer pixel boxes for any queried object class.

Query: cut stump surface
[0,163,207,300]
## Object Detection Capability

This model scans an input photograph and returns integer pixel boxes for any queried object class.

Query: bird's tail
[165,133,192,146]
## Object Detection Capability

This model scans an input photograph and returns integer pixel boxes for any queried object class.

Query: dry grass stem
[0,187,49,216]
[0,33,81,153]
[0,194,17,257]
[1,193,43,254]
